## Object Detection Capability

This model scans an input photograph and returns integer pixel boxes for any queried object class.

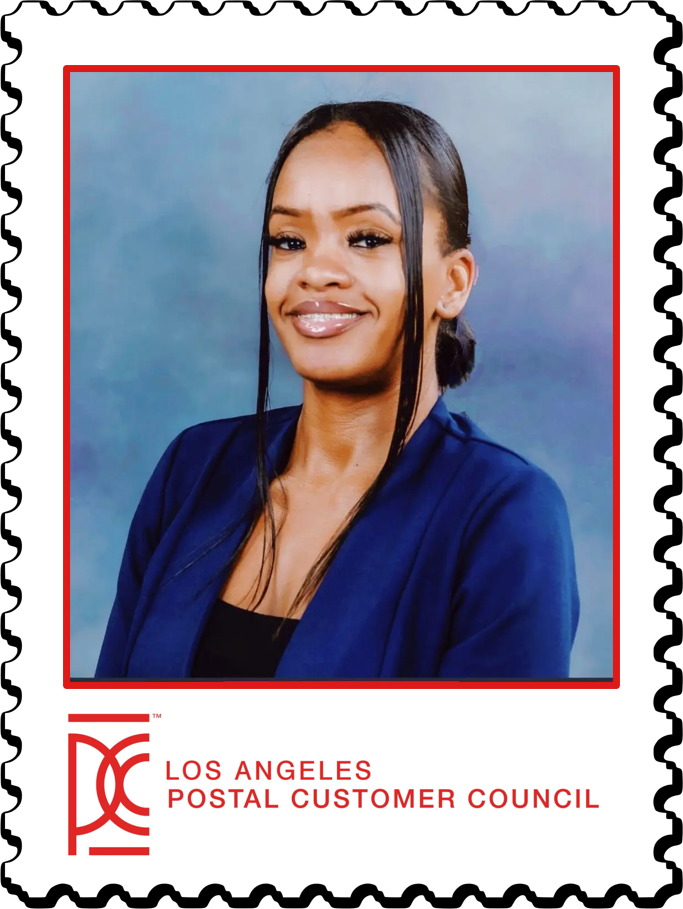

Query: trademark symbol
[153,713,162,719]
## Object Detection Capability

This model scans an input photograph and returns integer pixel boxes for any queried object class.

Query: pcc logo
[68,713,150,856]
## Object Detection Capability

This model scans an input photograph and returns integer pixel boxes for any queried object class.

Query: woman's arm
[438,466,581,679]
[94,430,187,678]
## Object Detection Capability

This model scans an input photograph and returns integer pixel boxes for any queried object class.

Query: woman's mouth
[288,301,367,338]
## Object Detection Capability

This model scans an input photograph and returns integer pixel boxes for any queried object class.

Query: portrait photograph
[68,67,615,683]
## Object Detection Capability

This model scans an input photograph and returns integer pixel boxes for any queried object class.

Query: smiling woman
[95,101,579,681]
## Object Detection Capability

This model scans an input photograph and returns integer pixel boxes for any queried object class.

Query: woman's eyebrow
[270,202,400,225]
[335,203,400,225]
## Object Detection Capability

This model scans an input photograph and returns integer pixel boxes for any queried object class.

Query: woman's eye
[268,235,305,251]
[348,231,392,249]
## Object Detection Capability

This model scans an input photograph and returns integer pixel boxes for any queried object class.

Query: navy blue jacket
[95,397,579,679]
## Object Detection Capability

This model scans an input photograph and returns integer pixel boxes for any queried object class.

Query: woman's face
[265,122,470,391]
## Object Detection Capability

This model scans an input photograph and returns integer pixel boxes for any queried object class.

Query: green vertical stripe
[619,698,671,893]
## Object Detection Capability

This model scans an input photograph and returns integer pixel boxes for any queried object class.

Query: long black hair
[247,101,475,621]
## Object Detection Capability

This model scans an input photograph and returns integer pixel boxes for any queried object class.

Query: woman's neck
[286,372,440,488]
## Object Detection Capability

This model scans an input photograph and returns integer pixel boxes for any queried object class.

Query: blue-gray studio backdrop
[70,71,613,678]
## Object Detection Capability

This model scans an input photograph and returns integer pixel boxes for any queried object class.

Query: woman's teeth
[296,313,360,321]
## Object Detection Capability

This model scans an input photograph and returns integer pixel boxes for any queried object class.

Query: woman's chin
[294,360,396,394]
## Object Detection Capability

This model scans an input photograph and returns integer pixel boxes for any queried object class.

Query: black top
[190,600,299,679]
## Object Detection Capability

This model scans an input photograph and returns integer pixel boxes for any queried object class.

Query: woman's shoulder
[175,405,299,450]
[438,407,568,513]
[149,405,300,498]
[163,405,297,467]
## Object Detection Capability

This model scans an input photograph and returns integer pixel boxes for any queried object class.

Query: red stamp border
[63,65,672,698]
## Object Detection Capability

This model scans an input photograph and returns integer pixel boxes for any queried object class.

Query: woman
[95,100,580,680]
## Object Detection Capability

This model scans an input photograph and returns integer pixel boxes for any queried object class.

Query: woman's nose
[297,244,352,290]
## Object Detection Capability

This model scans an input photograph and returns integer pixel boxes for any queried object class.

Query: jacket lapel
[126,408,302,678]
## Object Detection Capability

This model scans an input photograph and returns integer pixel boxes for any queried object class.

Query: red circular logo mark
[68,732,149,855]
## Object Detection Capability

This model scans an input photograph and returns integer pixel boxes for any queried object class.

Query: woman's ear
[435,248,477,320]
